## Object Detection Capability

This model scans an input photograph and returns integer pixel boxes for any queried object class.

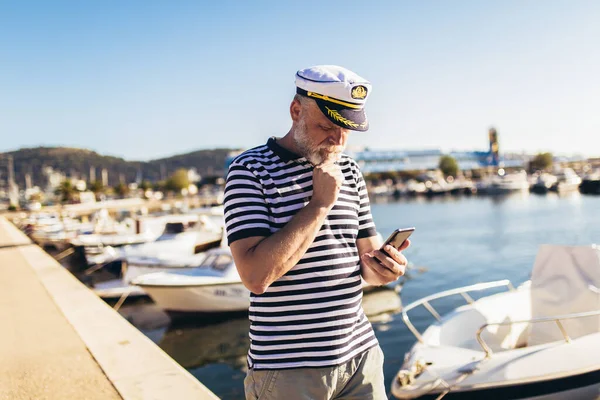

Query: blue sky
[1,1,599,160]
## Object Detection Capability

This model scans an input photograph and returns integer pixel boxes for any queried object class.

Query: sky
[1,0,599,161]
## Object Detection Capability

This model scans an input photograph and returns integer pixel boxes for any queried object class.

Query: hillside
[1,147,239,188]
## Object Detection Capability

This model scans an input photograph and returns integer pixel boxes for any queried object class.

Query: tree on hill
[439,155,459,178]
[528,153,553,172]
[113,182,129,198]
[139,180,152,191]
[165,169,190,193]
[89,180,104,195]
[153,181,166,192]
[55,180,77,203]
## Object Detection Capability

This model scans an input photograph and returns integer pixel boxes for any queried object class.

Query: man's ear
[290,99,302,122]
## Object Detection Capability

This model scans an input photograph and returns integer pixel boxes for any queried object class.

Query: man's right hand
[311,162,343,210]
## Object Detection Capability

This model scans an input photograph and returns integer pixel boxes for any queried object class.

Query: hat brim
[314,100,369,132]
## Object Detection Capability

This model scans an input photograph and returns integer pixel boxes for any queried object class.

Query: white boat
[93,252,211,299]
[92,279,148,299]
[24,213,94,251]
[132,248,250,315]
[480,170,530,195]
[70,213,207,266]
[550,168,582,193]
[390,244,600,399]
[84,214,223,266]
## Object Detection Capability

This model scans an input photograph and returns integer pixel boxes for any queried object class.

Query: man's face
[293,101,350,165]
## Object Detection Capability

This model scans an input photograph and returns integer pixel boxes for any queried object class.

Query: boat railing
[401,280,514,343]
[476,309,600,358]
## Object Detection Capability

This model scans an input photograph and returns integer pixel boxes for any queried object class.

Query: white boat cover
[528,244,600,346]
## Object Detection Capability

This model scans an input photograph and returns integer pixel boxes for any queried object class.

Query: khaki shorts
[244,345,386,400]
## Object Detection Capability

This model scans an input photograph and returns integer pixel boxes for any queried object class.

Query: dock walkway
[0,216,218,400]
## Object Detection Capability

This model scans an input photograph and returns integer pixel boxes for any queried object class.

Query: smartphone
[380,227,415,257]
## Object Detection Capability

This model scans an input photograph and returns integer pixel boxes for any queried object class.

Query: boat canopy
[528,245,600,346]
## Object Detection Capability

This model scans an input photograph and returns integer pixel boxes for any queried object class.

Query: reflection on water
[111,192,600,399]
[161,313,250,371]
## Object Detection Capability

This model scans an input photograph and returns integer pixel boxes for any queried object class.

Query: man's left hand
[360,240,409,286]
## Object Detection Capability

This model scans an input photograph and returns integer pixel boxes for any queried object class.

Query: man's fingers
[398,239,411,251]
[364,251,405,276]
[373,250,399,272]
[362,254,398,280]
[380,245,408,266]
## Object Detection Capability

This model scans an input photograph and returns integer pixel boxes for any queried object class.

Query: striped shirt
[224,137,378,370]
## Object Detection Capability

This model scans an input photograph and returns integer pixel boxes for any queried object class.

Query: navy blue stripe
[226,218,270,233]
[253,280,361,299]
[284,261,359,277]
[224,208,270,224]
[269,269,360,287]
[295,252,358,266]
[250,308,363,327]
[357,227,378,239]
[249,298,361,318]
[227,228,271,245]
[251,287,363,308]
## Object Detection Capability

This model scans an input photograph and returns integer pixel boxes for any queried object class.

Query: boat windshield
[199,253,233,272]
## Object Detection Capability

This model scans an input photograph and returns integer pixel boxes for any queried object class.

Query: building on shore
[349,149,528,175]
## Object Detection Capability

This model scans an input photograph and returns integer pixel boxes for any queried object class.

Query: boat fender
[396,359,429,387]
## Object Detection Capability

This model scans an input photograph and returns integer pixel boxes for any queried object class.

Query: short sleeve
[356,169,377,239]
[223,162,271,245]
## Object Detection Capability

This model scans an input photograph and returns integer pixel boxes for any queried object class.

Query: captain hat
[295,65,372,132]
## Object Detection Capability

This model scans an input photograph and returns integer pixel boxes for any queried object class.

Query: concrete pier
[0,216,218,400]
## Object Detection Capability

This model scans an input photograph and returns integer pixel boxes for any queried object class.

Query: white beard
[293,118,342,165]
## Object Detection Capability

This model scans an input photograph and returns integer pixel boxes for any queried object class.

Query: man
[224,65,409,400]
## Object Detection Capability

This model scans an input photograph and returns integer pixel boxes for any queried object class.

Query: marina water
[119,192,600,399]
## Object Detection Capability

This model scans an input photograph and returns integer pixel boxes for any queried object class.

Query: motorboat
[530,173,558,194]
[390,245,600,399]
[550,168,582,193]
[92,252,211,300]
[132,248,250,315]
[90,215,224,299]
[415,171,451,197]
[405,180,427,196]
[479,170,530,195]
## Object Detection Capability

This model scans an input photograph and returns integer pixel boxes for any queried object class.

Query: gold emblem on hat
[351,86,367,99]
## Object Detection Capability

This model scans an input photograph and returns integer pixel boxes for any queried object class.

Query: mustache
[320,149,343,163]
[319,145,344,152]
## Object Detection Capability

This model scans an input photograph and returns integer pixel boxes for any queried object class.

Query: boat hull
[140,282,250,313]
[392,370,600,399]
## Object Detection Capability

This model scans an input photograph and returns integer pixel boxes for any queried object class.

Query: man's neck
[275,130,299,155]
